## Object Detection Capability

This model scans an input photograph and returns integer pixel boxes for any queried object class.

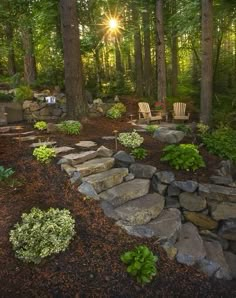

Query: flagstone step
[30,141,57,148]
[2,131,35,136]
[54,146,75,155]
[14,135,39,142]
[62,151,98,165]
[99,179,150,207]
[83,168,129,193]
[75,141,97,149]
[0,125,23,133]
[74,157,115,177]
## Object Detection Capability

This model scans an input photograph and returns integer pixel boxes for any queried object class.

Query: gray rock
[124,173,135,182]
[229,241,236,254]
[161,242,177,260]
[62,151,98,166]
[167,184,181,197]
[54,146,75,155]
[83,168,128,193]
[176,222,206,266]
[70,171,82,185]
[165,197,180,209]
[200,230,229,250]
[75,141,97,149]
[179,192,207,211]
[61,164,76,177]
[155,171,175,184]
[218,160,236,177]
[57,158,69,165]
[153,127,185,144]
[198,240,232,280]
[199,183,236,203]
[75,157,115,177]
[130,163,157,179]
[102,136,115,140]
[47,123,59,133]
[115,193,165,225]
[183,211,218,230]
[210,175,234,186]
[114,151,135,167]
[14,135,38,142]
[224,251,236,279]
[100,201,119,220]
[218,219,236,240]
[99,179,150,207]
[211,203,236,221]
[78,182,99,200]
[96,146,113,157]
[172,180,198,192]
[30,141,57,148]
[154,183,168,195]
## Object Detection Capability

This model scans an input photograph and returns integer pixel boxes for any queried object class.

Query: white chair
[173,102,190,121]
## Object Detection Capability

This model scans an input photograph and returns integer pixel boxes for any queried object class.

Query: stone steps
[62,151,98,165]
[83,167,129,193]
[75,157,115,177]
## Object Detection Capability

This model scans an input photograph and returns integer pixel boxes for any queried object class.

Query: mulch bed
[0,97,236,297]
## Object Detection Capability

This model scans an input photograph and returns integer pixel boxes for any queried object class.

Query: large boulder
[211,203,236,221]
[176,222,206,266]
[171,180,198,192]
[218,219,236,240]
[154,171,175,184]
[130,163,156,179]
[153,127,185,144]
[179,192,207,211]
[184,211,218,230]
[114,151,135,168]
[199,183,236,203]
[75,157,115,177]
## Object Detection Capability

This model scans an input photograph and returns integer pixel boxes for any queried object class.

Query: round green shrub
[58,120,81,135]
[34,121,47,131]
[9,207,76,264]
[118,130,144,149]
[145,125,159,134]
[106,102,126,119]
[33,145,56,164]
[114,102,126,114]
[14,85,33,102]
[131,147,148,160]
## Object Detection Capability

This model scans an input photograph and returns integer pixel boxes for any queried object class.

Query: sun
[108,18,118,31]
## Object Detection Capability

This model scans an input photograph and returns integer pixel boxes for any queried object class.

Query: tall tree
[5,23,16,76]
[60,0,87,119]
[170,0,178,97]
[156,0,167,103]
[200,0,213,124]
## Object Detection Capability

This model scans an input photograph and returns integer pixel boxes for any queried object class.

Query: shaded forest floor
[0,98,236,297]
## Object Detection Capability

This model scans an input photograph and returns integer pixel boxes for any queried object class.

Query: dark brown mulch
[0,99,236,297]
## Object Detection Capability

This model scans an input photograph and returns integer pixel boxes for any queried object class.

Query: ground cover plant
[33,145,56,164]
[106,102,127,119]
[176,124,192,135]
[34,121,47,131]
[117,130,144,148]
[58,120,81,135]
[131,147,148,160]
[0,166,14,181]
[14,85,33,102]
[161,144,205,171]
[145,124,159,134]
[9,207,75,264]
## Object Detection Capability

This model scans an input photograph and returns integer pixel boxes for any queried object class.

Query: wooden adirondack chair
[173,102,190,121]
[138,102,162,123]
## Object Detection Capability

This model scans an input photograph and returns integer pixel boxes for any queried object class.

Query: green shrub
[145,125,159,134]
[9,207,75,264]
[118,130,144,149]
[33,145,56,164]
[106,102,126,119]
[202,127,236,162]
[196,122,209,136]
[176,124,191,134]
[0,92,13,102]
[0,166,14,181]
[14,85,33,102]
[114,102,126,113]
[121,245,158,285]
[34,121,47,131]
[161,144,205,171]
[131,147,148,160]
[58,120,81,135]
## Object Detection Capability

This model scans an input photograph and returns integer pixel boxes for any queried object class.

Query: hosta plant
[58,120,81,135]
[106,103,126,119]
[33,145,56,164]
[114,102,126,114]
[131,147,148,160]
[196,122,210,136]
[34,121,47,131]
[118,130,144,149]
[9,207,75,264]
[121,245,158,285]
[145,125,159,134]
[161,144,205,171]
[176,124,191,135]
[0,166,15,181]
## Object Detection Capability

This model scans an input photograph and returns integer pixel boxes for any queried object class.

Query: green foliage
[34,121,47,131]
[33,145,56,164]
[9,207,75,264]
[118,130,144,149]
[58,120,81,135]
[131,147,148,160]
[106,102,126,119]
[202,127,236,162]
[0,92,13,102]
[145,125,159,134]
[196,122,209,136]
[121,245,158,285]
[0,166,15,181]
[176,124,191,134]
[161,144,205,171]
[14,86,33,102]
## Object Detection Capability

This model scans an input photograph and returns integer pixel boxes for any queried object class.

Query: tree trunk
[156,0,167,103]
[5,24,16,76]
[142,10,153,97]
[200,0,213,124]
[22,27,36,84]
[170,0,178,97]
[115,38,123,73]
[60,0,87,119]
[132,7,143,97]
[95,48,102,90]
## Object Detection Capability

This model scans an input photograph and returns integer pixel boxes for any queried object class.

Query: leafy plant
[34,121,47,131]
[9,207,75,264]
[14,85,33,102]
[58,120,82,135]
[121,245,158,285]
[33,145,56,164]
[176,124,191,134]
[131,147,148,160]
[0,166,15,181]
[0,92,13,102]
[106,102,126,119]
[145,125,159,134]
[114,102,126,114]
[202,127,236,162]
[118,130,144,149]
[196,122,209,136]
[161,144,205,171]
